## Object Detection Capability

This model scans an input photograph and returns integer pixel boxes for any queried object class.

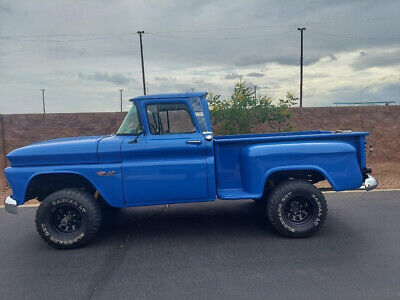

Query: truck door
[121,100,209,206]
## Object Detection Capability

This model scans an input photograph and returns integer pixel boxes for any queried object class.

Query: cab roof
[130,92,207,102]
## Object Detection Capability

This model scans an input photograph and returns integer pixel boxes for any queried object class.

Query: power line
[0,30,296,42]
[0,16,398,39]
[146,30,295,40]
[143,17,400,34]
[309,29,400,41]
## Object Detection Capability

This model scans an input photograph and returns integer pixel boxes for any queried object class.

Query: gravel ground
[1,161,399,206]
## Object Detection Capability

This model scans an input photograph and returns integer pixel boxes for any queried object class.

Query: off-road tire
[35,188,102,249]
[267,180,327,238]
[253,198,267,205]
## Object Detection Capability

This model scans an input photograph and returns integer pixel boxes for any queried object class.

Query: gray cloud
[0,4,13,15]
[328,54,337,61]
[78,72,134,85]
[329,81,400,103]
[224,72,241,80]
[1,0,400,113]
[247,72,264,78]
[148,78,209,94]
[352,50,400,70]
[306,72,330,79]
[234,54,320,67]
[153,76,177,82]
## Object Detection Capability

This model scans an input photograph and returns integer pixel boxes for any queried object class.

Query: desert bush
[208,81,297,135]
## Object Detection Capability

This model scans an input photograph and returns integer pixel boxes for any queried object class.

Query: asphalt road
[1,191,399,300]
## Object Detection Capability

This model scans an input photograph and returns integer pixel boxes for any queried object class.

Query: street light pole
[298,27,306,108]
[119,89,124,112]
[137,30,146,95]
[40,88,46,114]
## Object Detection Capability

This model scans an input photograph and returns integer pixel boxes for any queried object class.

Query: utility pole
[119,89,124,112]
[137,31,146,95]
[298,27,306,108]
[40,88,46,114]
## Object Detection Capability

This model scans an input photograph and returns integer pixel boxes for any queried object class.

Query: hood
[7,136,106,167]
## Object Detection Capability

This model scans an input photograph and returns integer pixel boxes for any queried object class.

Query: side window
[146,102,197,135]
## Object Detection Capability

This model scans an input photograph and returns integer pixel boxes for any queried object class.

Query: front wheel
[267,180,327,238]
[35,188,102,249]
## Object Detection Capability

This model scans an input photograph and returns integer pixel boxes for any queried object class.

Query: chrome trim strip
[5,196,17,214]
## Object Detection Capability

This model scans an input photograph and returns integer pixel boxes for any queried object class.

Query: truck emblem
[96,171,116,176]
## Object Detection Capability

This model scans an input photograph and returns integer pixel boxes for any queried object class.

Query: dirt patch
[368,161,400,190]
[0,188,38,206]
[1,162,399,206]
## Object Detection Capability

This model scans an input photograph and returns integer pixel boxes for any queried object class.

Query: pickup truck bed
[214,130,367,199]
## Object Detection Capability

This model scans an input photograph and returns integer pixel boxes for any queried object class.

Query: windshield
[117,104,142,135]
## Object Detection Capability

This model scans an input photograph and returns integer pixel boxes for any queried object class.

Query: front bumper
[364,174,378,191]
[4,196,17,214]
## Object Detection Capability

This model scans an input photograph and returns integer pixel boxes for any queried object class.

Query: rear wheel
[253,198,267,205]
[35,188,102,249]
[267,180,327,238]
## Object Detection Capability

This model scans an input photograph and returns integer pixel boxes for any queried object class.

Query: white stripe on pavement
[1,188,400,209]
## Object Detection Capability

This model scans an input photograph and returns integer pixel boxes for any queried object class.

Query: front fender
[5,164,124,207]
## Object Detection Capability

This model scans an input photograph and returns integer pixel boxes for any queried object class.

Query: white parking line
[0,204,39,208]
[323,188,400,193]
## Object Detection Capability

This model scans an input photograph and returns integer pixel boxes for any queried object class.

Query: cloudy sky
[0,0,399,113]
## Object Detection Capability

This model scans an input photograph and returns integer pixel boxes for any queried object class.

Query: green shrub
[208,81,297,135]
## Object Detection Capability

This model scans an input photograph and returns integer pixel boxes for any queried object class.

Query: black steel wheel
[51,205,83,234]
[283,196,315,226]
[35,188,102,249]
[267,179,327,238]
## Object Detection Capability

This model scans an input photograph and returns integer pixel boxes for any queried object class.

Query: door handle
[186,140,202,145]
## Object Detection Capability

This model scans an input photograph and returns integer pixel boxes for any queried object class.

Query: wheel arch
[25,171,113,206]
[262,165,336,194]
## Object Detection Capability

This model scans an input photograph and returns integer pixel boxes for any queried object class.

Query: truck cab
[115,93,216,206]
[4,92,377,249]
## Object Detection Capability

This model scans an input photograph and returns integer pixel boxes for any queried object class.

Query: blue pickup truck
[4,92,377,249]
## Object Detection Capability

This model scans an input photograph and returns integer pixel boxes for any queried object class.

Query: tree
[208,81,297,135]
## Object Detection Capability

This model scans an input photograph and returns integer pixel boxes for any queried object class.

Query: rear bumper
[4,196,17,214]
[364,174,378,191]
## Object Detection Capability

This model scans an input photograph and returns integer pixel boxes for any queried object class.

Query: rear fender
[240,141,364,194]
[264,165,335,189]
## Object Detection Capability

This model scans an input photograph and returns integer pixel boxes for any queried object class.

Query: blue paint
[5,92,371,208]
[7,136,102,166]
